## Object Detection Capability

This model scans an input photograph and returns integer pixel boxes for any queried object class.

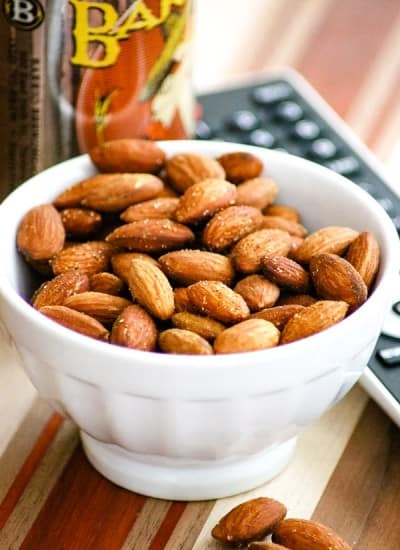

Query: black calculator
[196,69,400,426]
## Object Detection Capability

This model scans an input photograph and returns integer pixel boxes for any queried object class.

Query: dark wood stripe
[149,501,187,550]
[312,399,400,547]
[20,445,147,549]
[295,0,400,118]
[0,412,64,529]
[163,500,216,550]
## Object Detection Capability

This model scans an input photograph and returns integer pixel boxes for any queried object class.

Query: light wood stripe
[149,501,187,549]
[122,499,171,550]
[163,501,216,550]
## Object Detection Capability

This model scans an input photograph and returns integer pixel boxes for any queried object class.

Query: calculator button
[377,347,400,367]
[382,279,400,339]
[275,101,303,122]
[195,120,214,140]
[308,138,337,160]
[393,301,400,315]
[358,181,378,196]
[248,128,276,148]
[293,119,321,140]
[252,83,292,105]
[325,156,360,176]
[228,110,260,132]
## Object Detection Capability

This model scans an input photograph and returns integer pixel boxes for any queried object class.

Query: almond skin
[128,258,174,320]
[252,304,305,330]
[263,203,301,222]
[64,292,132,324]
[310,253,368,308]
[158,250,235,286]
[174,178,237,225]
[106,219,194,253]
[90,272,124,295]
[111,252,159,283]
[158,328,213,355]
[211,497,287,544]
[51,241,114,276]
[171,312,225,341]
[280,300,349,344]
[345,231,380,288]
[187,281,250,324]
[261,215,307,238]
[173,287,193,312]
[53,175,104,209]
[249,543,291,550]
[272,518,351,550]
[292,226,359,264]
[232,229,292,274]
[60,208,102,237]
[277,294,317,307]
[236,177,278,209]
[214,319,280,354]
[32,272,90,309]
[203,205,264,251]
[39,305,109,341]
[261,255,311,293]
[217,152,263,183]
[17,204,65,261]
[234,274,280,311]
[89,138,166,173]
[120,197,179,223]
[111,305,157,351]
[165,153,225,192]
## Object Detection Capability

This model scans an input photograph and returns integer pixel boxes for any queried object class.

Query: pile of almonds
[211,496,352,548]
[16,138,380,355]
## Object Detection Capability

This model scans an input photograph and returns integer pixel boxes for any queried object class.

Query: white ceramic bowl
[0,141,398,501]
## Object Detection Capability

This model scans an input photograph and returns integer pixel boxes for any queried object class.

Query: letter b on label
[3,0,45,30]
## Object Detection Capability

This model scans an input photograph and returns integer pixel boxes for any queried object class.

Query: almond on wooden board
[345,231,380,288]
[158,249,235,286]
[234,274,280,312]
[211,497,287,545]
[111,252,159,283]
[216,151,263,183]
[249,543,291,550]
[214,319,280,354]
[263,203,301,222]
[128,258,174,320]
[175,178,237,225]
[51,241,114,276]
[64,292,132,324]
[232,229,292,274]
[252,304,305,330]
[105,218,194,253]
[171,312,225,341]
[187,281,250,324]
[39,305,109,341]
[120,197,179,223]
[310,253,368,308]
[111,305,157,351]
[90,272,124,296]
[202,205,264,251]
[261,255,310,293]
[280,300,349,344]
[165,153,225,192]
[291,226,359,264]
[32,272,90,309]
[17,204,65,261]
[60,208,102,237]
[158,329,213,355]
[272,518,352,550]
[236,177,279,210]
[89,138,166,173]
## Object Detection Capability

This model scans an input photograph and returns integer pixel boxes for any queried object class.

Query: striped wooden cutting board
[2,0,400,547]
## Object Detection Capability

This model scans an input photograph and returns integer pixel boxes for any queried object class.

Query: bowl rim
[0,140,398,370]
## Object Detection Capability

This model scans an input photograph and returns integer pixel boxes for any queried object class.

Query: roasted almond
[249,543,291,550]
[217,151,263,183]
[187,281,250,324]
[214,318,280,354]
[272,518,351,550]
[171,312,225,341]
[263,203,301,222]
[60,208,102,237]
[261,255,310,293]
[51,241,114,276]
[89,138,166,173]
[232,229,292,274]
[32,272,90,309]
[211,497,287,544]
[158,250,235,286]
[90,272,124,295]
[165,153,225,192]
[128,258,174,320]
[280,300,349,344]
[173,287,193,312]
[64,292,132,324]
[234,274,280,311]
[252,304,305,330]
[292,226,359,264]
[261,215,307,238]
[53,176,103,209]
[106,219,194,253]
[236,177,278,209]
[39,305,109,341]
[345,231,380,288]
[120,197,179,223]
[310,253,368,308]
[111,252,159,283]
[158,328,213,355]
[111,304,157,351]
[17,204,65,261]
[175,178,237,225]
[277,293,317,307]
[203,205,264,251]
